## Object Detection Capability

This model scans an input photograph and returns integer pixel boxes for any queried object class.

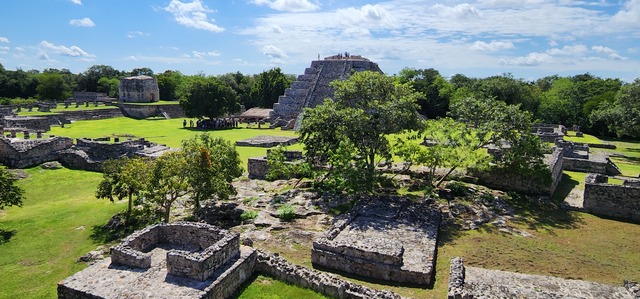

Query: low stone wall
[448,257,637,298]
[118,103,185,119]
[3,116,51,131]
[0,136,73,168]
[110,222,240,281]
[563,155,621,175]
[248,157,268,179]
[473,148,564,195]
[583,174,640,222]
[75,138,144,161]
[256,250,405,299]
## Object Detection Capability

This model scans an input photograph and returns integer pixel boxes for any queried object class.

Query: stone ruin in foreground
[271,54,382,128]
[312,195,441,285]
[448,257,639,299]
[58,222,406,299]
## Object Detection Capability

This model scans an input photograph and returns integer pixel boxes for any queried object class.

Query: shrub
[446,181,468,197]
[277,204,296,221]
[240,210,258,221]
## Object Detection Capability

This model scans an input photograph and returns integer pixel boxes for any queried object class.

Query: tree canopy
[178,76,240,120]
[299,71,421,193]
[0,166,24,210]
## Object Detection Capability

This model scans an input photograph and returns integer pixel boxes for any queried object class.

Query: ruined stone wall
[256,250,405,299]
[0,137,73,168]
[473,148,564,195]
[563,155,621,175]
[272,56,382,121]
[119,75,159,103]
[3,116,51,131]
[118,103,185,119]
[75,138,144,161]
[583,174,640,222]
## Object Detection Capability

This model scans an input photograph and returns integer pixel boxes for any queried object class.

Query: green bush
[446,181,468,197]
[240,210,258,221]
[277,204,296,221]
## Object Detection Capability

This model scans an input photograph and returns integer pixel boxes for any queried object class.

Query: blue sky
[0,0,639,81]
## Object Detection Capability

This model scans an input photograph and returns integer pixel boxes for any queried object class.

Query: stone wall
[119,75,160,103]
[272,55,382,122]
[3,116,51,131]
[75,138,144,161]
[0,136,73,168]
[583,174,640,222]
[256,250,405,299]
[118,103,185,119]
[473,147,564,195]
[563,155,621,175]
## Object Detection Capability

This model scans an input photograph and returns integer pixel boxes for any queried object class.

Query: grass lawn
[0,167,123,298]
[236,275,328,299]
[48,117,301,167]
[16,105,119,117]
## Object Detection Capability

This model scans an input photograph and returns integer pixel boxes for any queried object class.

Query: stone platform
[448,257,638,299]
[311,195,441,285]
[235,135,298,148]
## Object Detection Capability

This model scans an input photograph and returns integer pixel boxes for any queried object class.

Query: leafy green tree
[77,65,120,92]
[0,166,24,210]
[299,71,421,193]
[97,77,120,98]
[249,68,291,108]
[394,118,490,187]
[219,72,255,109]
[156,70,183,101]
[147,151,190,223]
[96,157,152,225]
[471,74,539,113]
[36,72,70,101]
[181,134,243,213]
[179,76,240,120]
[449,96,547,172]
[590,79,640,138]
[130,68,154,76]
[397,68,454,118]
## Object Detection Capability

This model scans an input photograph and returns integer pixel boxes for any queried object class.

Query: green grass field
[48,117,301,167]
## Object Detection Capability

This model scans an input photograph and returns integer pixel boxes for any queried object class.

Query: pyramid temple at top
[272,54,382,123]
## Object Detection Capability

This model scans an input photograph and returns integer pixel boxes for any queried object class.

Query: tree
[219,72,254,109]
[130,67,154,77]
[449,96,547,172]
[397,68,454,118]
[147,151,190,223]
[156,70,183,101]
[0,166,24,210]
[181,133,243,213]
[249,68,291,108]
[36,72,70,101]
[96,157,152,225]
[394,118,490,187]
[179,76,240,120]
[590,79,640,138]
[97,77,119,98]
[299,71,421,193]
[77,65,120,92]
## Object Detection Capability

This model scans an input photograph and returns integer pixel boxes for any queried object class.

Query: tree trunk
[126,192,133,226]
[163,201,172,223]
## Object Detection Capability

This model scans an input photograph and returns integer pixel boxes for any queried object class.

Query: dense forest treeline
[0,63,638,139]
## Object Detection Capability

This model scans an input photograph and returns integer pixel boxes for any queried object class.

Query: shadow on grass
[0,229,17,244]
[551,173,579,202]
[509,190,585,236]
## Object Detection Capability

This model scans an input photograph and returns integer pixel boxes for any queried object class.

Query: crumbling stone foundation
[311,195,441,285]
[583,173,640,222]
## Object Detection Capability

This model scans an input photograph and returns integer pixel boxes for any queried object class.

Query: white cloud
[39,40,95,58]
[164,0,224,33]
[0,37,9,43]
[471,40,514,51]
[69,17,95,27]
[69,0,82,5]
[546,44,588,55]
[262,45,287,59]
[500,52,552,66]
[127,31,149,38]
[432,3,482,19]
[0,46,9,54]
[192,50,221,59]
[592,45,627,60]
[253,0,319,12]
[612,0,640,25]
[336,4,396,28]
[342,27,371,37]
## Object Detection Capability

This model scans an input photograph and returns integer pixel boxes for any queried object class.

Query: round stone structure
[118,75,160,103]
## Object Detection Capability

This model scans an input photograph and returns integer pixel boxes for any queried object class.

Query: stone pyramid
[272,54,382,123]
